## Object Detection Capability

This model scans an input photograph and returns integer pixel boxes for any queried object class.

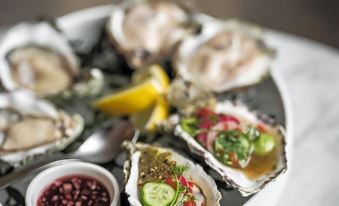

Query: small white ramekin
[25,161,120,206]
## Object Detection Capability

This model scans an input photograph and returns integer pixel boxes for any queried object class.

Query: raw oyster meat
[107,0,194,69]
[0,91,84,164]
[0,22,103,97]
[174,15,274,93]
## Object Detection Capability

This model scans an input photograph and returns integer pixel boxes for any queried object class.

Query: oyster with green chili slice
[123,141,221,206]
[175,100,287,196]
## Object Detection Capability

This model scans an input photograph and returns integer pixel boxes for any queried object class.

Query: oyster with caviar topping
[0,91,84,165]
[0,22,103,98]
[175,100,287,196]
[107,0,195,69]
[174,15,274,93]
[123,141,221,206]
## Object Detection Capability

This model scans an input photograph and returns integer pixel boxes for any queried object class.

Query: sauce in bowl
[37,175,111,206]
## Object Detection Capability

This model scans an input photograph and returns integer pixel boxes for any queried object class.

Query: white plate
[56,5,293,206]
[0,4,294,206]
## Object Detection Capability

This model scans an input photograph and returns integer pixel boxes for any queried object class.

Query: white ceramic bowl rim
[25,161,120,206]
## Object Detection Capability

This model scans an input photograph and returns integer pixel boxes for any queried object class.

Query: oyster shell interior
[167,78,216,115]
[174,16,273,92]
[7,46,73,96]
[0,91,84,164]
[0,22,103,98]
[1,113,61,151]
[107,0,193,68]
[123,141,221,206]
[175,101,287,196]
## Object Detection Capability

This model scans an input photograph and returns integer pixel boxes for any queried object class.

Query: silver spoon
[0,120,137,189]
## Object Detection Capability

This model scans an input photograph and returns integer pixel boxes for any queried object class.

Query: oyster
[107,0,194,69]
[167,78,216,115]
[175,100,287,196]
[174,15,274,93]
[0,91,84,165]
[123,141,221,206]
[0,22,103,98]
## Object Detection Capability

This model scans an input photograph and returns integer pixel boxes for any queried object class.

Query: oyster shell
[107,0,194,69]
[123,141,221,206]
[175,100,287,196]
[174,15,274,93]
[167,78,216,115]
[0,22,103,97]
[0,90,84,165]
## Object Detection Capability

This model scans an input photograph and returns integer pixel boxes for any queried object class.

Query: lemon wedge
[132,64,170,89]
[131,96,169,132]
[94,65,170,115]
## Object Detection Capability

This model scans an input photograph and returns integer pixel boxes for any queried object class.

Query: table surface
[265,32,339,206]
[0,2,339,206]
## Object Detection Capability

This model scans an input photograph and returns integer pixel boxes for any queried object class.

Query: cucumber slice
[141,182,176,206]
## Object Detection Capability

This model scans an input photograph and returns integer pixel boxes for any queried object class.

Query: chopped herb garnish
[171,165,189,176]
[246,126,260,140]
[167,164,190,206]
[169,172,187,206]
[214,131,252,168]
[138,148,176,185]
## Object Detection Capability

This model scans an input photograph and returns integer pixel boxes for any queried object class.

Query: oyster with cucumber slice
[174,15,274,93]
[123,141,221,206]
[175,100,287,196]
[0,22,103,98]
[0,91,84,165]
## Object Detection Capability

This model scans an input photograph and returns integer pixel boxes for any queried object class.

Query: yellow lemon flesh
[131,96,169,132]
[132,64,170,88]
[94,65,169,115]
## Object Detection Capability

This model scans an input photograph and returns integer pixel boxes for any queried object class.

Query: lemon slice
[131,96,169,132]
[132,64,170,89]
[94,65,169,115]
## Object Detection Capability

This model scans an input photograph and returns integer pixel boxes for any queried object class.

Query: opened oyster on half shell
[107,0,195,69]
[0,90,84,165]
[0,22,103,98]
[174,15,274,93]
[167,78,217,115]
[175,100,287,196]
[123,141,222,206]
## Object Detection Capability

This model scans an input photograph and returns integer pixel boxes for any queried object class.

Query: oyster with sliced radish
[175,100,287,196]
[0,91,84,165]
[107,0,194,69]
[0,22,103,98]
[174,16,274,93]
[123,141,221,206]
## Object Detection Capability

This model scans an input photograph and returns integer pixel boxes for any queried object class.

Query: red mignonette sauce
[37,175,111,206]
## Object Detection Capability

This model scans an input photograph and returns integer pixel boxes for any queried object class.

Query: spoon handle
[0,156,78,189]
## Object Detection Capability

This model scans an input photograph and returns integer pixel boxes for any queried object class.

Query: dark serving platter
[0,5,287,206]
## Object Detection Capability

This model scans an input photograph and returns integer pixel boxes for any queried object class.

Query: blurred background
[0,0,339,48]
